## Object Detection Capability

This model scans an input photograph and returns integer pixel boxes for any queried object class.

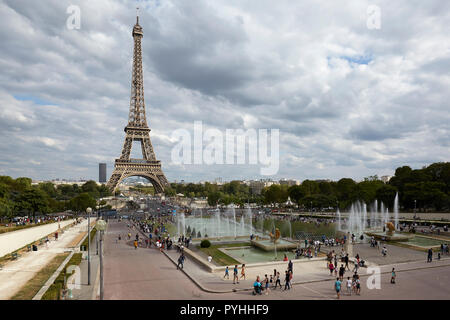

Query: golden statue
[386,222,395,235]
[269,228,281,243]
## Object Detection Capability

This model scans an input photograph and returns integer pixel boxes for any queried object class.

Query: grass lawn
[10,253,69,300]
[197,242,251,266]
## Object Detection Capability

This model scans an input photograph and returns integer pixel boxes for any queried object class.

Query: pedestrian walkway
[0,219,91,300]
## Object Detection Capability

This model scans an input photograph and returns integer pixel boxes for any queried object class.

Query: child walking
[224,266,229,279]
[391,268,396,284]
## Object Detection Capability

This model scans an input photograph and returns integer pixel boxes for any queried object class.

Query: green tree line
[163,162,450,212]
[0,177,112,220]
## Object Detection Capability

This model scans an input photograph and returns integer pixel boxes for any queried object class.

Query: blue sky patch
[13,94,57,106]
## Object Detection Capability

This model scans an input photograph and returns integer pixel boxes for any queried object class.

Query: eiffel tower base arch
[106,161,169,194]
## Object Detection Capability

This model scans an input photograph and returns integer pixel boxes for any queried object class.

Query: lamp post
[86,207,92,285]
[96,219,107,300]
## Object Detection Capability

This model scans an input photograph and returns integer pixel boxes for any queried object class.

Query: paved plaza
[103,220,450,300]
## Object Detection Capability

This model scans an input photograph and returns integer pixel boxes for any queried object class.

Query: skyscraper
[99,163,107,183]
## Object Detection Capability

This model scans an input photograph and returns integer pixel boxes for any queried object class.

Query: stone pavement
[351,242,436,265]
[130,220,450,294]
[0,218,92,300]
[104,220,450,300]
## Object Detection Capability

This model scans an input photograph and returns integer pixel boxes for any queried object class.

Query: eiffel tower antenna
[136,6,139,24]
[107,14,169,194]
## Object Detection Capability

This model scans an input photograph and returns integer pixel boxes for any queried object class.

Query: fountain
[394,192,399,229]
[336,208,341,231]
[340,197,412,242]
[177,212,186,237]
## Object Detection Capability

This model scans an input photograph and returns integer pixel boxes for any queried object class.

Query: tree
[38,182,57,198]
[263,185,287,206]
[69,193,97,213]
[0,198,13,220]
[0,183,10,199]
[288,185,306,208]
[207,192,221,206]
[14,177,32,192]
[15,188,50,218]
[376,185,398,209]
[301,180,320,195]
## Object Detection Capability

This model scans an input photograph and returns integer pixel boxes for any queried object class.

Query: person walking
[390,268,396,284]
[346,277,352,296]
[240,264,246,280]
[224,266,229,279]
[274,272,282,289]
[177,254,185,270]
[288,260,293,273]
[134,239,138,249]
[352,260,359,273]
[284,270,291,290]
[264,274,270,295]
[233,265,239,284]
[335,277,341,299]
[427,248,433,262]
[329,262,335,275]
[355,275,361,295]
[339,264,345,281]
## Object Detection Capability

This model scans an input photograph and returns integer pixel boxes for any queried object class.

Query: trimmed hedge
[200,239,211,248]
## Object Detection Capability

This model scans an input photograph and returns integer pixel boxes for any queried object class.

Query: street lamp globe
[86,207,92,215]
[96,219,107,231]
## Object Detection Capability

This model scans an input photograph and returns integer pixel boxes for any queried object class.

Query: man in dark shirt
[339,264,346,280]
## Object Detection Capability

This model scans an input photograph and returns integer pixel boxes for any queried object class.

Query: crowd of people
[252,262,294,295]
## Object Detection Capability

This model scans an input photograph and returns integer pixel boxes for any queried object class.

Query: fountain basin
[220,246,297,263]
[250,238,298,251]
[365,231,413,242]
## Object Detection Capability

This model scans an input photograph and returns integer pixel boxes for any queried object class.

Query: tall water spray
[246,207,253,235]
[177,212,186,237]
[394,192,399,229]
[215,209,221,238]
[337,208,341,231]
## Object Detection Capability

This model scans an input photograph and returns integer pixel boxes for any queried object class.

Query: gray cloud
[0,0,449,183]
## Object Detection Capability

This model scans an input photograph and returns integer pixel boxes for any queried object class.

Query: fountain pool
[221,247,297,264]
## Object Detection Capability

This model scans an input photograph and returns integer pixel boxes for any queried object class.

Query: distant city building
[279,179,300,186]
[249,179,276,195]
[99,163,107,183]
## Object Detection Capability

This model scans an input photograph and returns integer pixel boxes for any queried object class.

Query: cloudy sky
[0,0,449,183]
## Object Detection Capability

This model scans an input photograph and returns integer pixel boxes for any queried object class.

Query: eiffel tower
[107,13,169,193]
